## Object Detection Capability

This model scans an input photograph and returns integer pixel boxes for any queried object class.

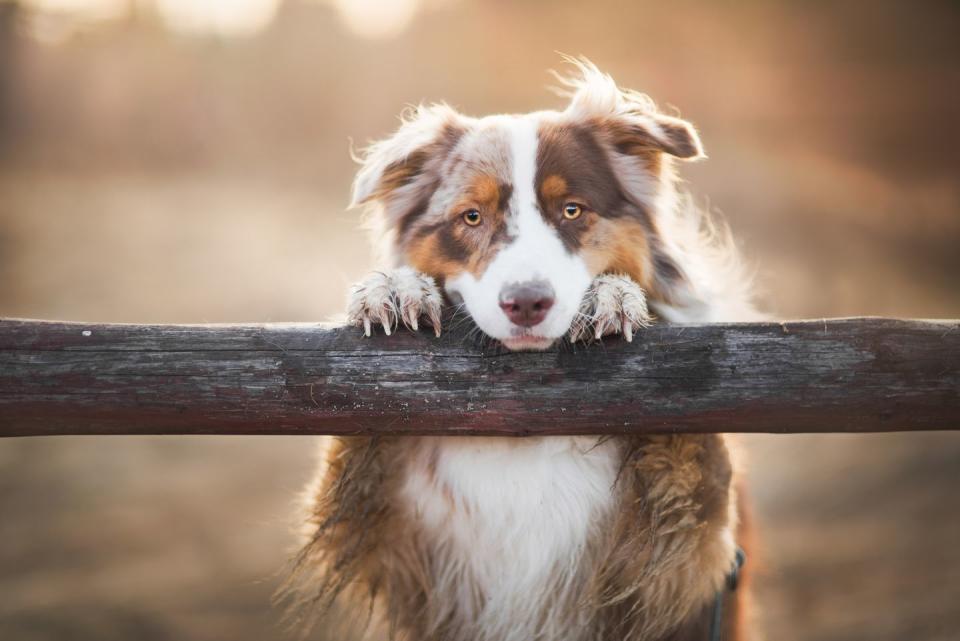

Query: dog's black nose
[499,281,555,327]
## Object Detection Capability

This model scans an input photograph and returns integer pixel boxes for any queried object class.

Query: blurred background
[1,0,958,639]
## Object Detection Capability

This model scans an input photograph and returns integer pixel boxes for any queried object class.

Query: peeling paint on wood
[1,317,958,437]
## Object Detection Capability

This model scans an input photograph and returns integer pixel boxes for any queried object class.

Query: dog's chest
[400,437,620,618]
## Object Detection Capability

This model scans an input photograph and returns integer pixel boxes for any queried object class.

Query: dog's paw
[570,274,652,343]
[347,267,443,337]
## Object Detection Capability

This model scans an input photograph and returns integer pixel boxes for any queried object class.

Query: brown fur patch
[580,217,654,290]
[405,230,466,283]
[540,174,568,201]
[471,174,500,205]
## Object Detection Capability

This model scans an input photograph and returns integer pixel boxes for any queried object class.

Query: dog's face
[353,63,703,349]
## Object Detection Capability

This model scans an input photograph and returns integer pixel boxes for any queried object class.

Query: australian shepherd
[286,59,759,641]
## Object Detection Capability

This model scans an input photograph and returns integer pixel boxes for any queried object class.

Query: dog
[285,59,758,641]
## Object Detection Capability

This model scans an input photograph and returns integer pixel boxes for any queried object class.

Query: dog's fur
[285,60,759,641]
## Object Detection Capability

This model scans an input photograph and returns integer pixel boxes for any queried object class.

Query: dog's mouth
[499,336,555,351]
[498,328,557,351]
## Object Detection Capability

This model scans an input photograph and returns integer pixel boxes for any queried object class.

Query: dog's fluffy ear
[558,58,705,161]
[610,113,704,160]
[350,104,467,212]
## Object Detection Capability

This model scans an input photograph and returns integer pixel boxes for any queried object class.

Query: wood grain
[1,317,958,437]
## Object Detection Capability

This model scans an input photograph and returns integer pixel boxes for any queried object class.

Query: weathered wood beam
[0,317,957,437]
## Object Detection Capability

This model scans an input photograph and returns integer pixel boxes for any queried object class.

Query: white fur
[445,115,593,348]
[401,436,621,641]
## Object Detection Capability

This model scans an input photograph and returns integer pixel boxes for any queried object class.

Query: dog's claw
[572,274,652,343]
[378,309,392,335]
[427,307,442,336]
[347,268,443,338]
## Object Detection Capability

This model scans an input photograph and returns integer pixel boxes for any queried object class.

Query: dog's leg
[569,274,652,343]
[347,267,443,337]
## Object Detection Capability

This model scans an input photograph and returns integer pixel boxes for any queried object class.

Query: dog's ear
[558,58,705,161]
[607,112,704,160]
[350,104,467,213]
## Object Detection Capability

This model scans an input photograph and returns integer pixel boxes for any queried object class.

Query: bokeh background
[1,1,959,640]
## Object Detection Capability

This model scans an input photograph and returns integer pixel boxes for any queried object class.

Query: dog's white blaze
[402,436,620,640]
[445,115,592,344]
[505,114,539,237]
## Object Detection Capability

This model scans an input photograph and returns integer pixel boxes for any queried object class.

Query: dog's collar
[708,547,746,641]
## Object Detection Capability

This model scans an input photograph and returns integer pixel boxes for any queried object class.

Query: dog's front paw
[347,267,443,337]
[570,274,652,343]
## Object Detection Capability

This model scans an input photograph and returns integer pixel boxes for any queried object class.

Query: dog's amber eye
[563,203,583,220]
[462,209,482,226]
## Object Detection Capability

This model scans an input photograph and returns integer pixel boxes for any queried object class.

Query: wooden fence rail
[1,317,958,437]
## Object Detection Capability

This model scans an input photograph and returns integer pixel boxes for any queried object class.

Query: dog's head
[352,61,704,350]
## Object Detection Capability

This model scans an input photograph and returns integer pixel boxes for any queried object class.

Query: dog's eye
[562,203,583,220]
[462,209,482,226]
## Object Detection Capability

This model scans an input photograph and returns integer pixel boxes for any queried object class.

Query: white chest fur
[400,436,621,639]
